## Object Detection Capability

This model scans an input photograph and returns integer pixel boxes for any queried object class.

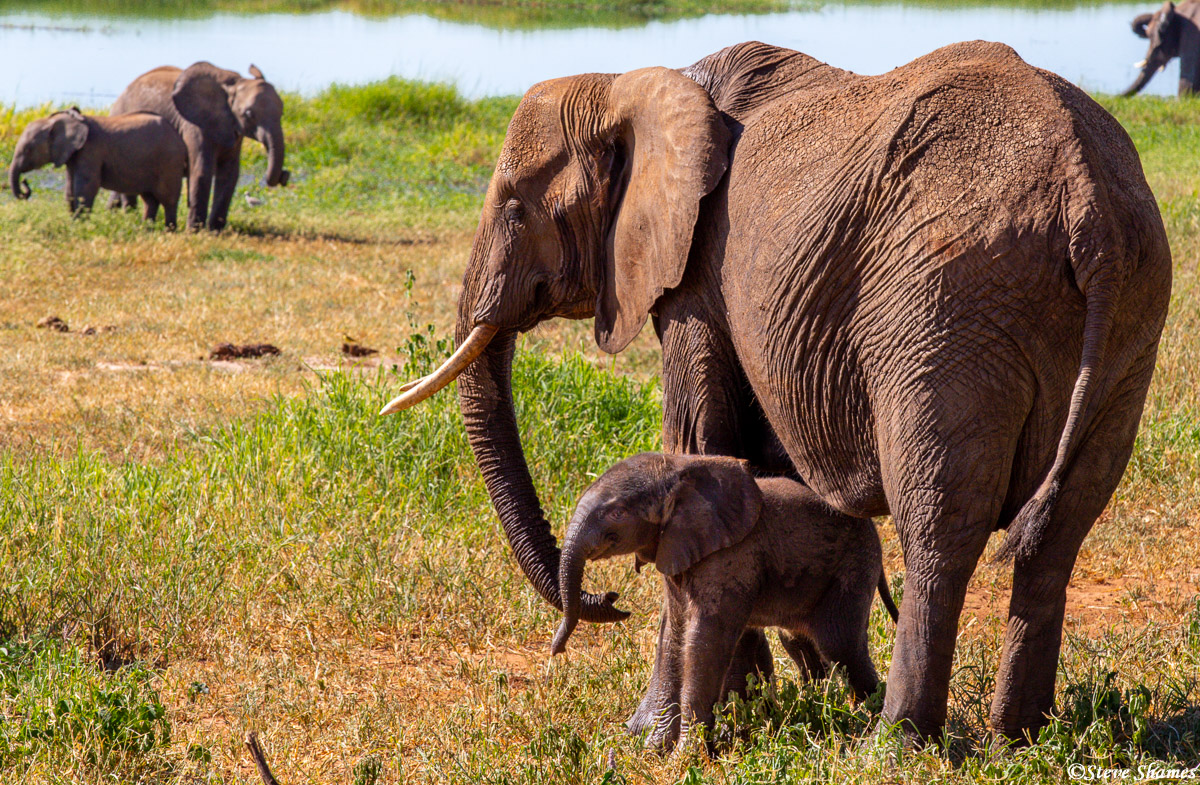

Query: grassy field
[0,0,792,29]
[1,80,1198,783]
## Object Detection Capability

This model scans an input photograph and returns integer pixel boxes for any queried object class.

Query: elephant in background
[1125,0,1200,95]
[8,108,187,228]
[382,41,1170,741]
[111,62,289,231]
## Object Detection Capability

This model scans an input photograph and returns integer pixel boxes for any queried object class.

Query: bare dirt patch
[341,340,378,358]
[209,343,282,361]
[37,315,69,332]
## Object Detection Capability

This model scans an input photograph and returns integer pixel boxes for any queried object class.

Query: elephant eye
[503,198,524,225]
[243,108,253,120]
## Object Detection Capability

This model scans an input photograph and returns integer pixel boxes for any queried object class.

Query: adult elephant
[383,41,1170,741]
[111,62,289,231]
[1125,0,1200,95]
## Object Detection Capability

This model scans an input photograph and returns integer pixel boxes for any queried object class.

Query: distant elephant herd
[7,62,288,231]
[2,24,1184,757]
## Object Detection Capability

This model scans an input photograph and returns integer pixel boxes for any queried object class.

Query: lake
[0,3,1177,108]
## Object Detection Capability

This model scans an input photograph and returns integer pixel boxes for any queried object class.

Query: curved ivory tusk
[380,324,498,415]
[1134,59,1148,68]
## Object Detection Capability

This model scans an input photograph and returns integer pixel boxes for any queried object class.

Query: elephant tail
[994,249,1122,564]
[877,573,899,623]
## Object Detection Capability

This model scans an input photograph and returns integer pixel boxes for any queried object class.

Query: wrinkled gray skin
[8,108,187,228]
[1125,0,1200,95]
[111,62,288,231]
[401,41,1170,741]
[553,453,897,751]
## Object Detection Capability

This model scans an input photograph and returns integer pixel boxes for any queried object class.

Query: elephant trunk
[454,315,627,625]
[551,517,592,655]
[9,163,31,200]
[1124,52,1166,96]
[1132,12,1153,38]
[257,125,288,187]
[1123,64,1157,96]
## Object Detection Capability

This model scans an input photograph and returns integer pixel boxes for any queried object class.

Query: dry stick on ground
[245,732,282,785]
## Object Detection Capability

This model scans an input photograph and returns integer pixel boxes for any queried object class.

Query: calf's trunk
[10,164,31,199]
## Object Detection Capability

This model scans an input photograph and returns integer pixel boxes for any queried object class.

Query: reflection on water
[0,4,1174,107]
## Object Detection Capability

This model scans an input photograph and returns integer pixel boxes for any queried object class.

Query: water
[0,4,1176,109]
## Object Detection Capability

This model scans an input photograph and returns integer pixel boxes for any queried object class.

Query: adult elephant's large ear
[595,67,730,354]
[172,62,241,149]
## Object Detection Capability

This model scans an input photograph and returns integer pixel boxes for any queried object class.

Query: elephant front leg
[70,167,101,216]
[207,145,241,232]
[678,611,746,754]
[185,149,215,231]
[629,584,685,750]
[632,306,778,741]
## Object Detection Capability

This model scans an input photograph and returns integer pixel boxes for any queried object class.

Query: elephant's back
[101,113,188,160]
[718,40,1169,518]
[111,66,182,119]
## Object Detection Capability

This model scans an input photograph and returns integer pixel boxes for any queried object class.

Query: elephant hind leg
[140,193,160,224]
[161,193,180,231]
[107,192,136,211]
[719,627,775,702]
[990,342,1160,741]
[808,583,879,701]
[878,388,1029,739]
[779,630,828,682]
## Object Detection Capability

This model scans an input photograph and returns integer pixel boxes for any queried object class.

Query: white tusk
[379,324,498,415]
[1135,59,1147,68]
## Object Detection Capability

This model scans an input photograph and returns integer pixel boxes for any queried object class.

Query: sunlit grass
[0,0,792,29]
[0,77,1198,782]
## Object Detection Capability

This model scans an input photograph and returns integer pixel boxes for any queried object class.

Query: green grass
[0,634,172,778]
[0,0,793,29]
[1,78,1199,782]
[3,343,1196,782]
[2,79,518,237]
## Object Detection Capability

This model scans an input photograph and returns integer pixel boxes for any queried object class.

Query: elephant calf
[8,108,187,228]
[552,452,897,750]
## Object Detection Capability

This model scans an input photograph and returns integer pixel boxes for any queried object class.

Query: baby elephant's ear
[656,457,762,576]
[50,113,88,167]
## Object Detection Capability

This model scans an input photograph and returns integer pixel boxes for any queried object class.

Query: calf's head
[9,108,88,199]
[551,453,761,654]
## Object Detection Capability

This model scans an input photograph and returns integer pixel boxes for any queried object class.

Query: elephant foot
[645,722,680,755]
[988,715,1045,748]
[628,699,680,751]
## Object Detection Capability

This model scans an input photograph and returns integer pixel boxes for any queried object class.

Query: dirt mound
[37,315,69,332]
[341,341,378,358]
[209,343,281,360]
